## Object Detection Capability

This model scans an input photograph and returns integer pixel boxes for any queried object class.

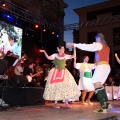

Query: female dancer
[74,48,95,105]
[39,45,81,108]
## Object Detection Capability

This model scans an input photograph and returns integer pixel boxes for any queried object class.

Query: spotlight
[1,1,6,7]
[52,31,54,35]
[43,28,46,32]
[35,24,39,28]
[57,34,59,37]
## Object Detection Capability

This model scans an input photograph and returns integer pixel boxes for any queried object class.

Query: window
[87,31,97,44]
[112,6,120,15]
[73,29,79,43]
[87,12,96,21]
[113,27,120,45]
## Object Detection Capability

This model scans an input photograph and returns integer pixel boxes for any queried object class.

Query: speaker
[9,75,28,87]
[98,116,118,120]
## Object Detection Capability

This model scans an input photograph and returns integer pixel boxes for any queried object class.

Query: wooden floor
[0,100,120,120]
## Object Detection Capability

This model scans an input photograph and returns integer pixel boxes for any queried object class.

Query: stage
[0,100,120,120]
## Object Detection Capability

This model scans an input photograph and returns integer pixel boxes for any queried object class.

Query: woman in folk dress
[74,48,95,105]
[39,45,81,108]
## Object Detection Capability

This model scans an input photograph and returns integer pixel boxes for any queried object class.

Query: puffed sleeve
[51,53,56,59]
[65,54,72,60]
[74,63,81,70]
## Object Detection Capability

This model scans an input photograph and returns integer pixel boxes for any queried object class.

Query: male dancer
[67,33,111,113]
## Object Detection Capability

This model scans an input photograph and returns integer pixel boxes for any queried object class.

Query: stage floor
[0,100,120,120]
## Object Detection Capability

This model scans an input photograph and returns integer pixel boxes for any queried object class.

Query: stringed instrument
[26,70,43,82]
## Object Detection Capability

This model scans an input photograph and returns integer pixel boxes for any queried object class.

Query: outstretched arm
[67,42,102,52]
[65,47,76,59]
[115,53,120,64]
[39,50,54,60]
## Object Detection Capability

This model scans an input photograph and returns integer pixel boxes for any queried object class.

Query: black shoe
[106,103,112,109]
[94,108,107,113]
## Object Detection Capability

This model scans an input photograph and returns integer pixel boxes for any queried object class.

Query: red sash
[50,69,65,84]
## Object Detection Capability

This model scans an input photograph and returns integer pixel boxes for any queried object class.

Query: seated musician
[23,61,39,87]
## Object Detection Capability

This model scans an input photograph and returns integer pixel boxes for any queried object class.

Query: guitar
[14,66,23,75]
[26,71,43,82]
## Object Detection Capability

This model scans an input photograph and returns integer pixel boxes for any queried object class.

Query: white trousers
[92,64,111,85]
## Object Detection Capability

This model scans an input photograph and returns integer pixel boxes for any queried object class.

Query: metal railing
[0,0,57,30]
[64,14,120,31]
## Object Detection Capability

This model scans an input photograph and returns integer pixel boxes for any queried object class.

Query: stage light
[1,0,6,7]
[1,13,15,22]
[43,28,46,32]
[35,24,39,28]
[52,31,54,35]
[2,3,6,7]
[57,34,59,37]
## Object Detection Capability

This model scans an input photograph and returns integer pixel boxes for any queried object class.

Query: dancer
[74,47,95,105]
[39,45,81,108]
[67,33,111,113]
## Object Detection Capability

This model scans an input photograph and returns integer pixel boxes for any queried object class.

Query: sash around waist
[96,61,109,66]
[84,72,92,78]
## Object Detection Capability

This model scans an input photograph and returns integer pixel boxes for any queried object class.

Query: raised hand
[39,49,45,53]
[67,43,74,47]
[115,53,118,58]
[73,47,76,59]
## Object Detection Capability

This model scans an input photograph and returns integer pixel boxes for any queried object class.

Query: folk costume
[43,53,81,103]
[74,54,95,104]
[68,33,111,113]
[75,62,95,91]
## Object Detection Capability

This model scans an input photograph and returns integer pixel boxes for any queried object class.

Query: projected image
[0,20,23,58]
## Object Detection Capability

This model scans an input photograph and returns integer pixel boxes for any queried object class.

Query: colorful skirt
[43,68,81,101]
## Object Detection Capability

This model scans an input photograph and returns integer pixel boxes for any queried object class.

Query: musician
[23,61,39,87]
[14,60,24,76]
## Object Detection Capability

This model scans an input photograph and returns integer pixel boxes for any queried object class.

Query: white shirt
[74,42,102,52]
